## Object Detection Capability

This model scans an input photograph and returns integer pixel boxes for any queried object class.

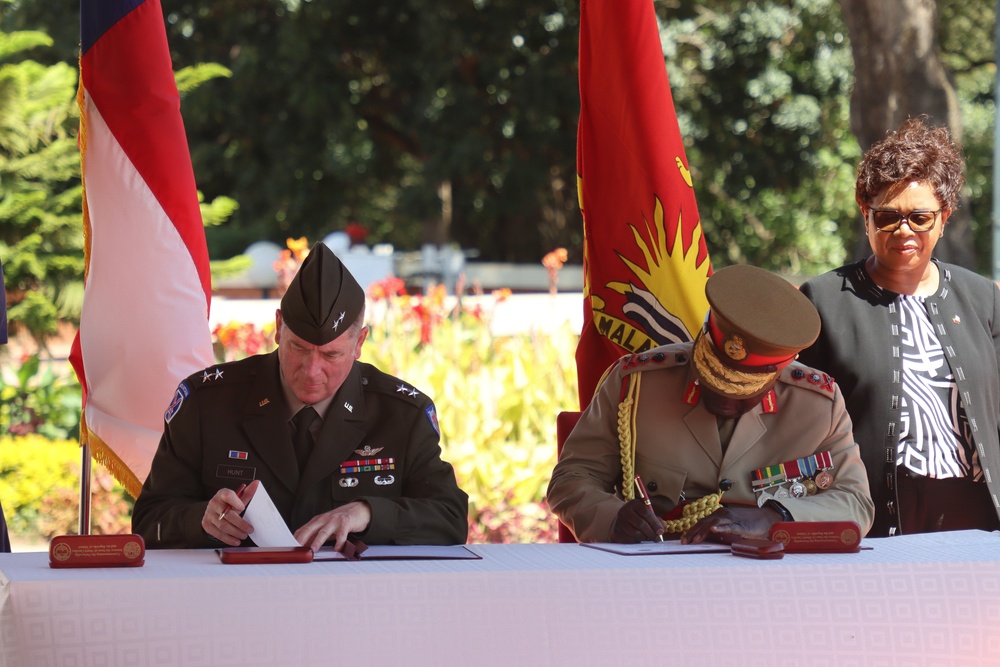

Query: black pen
[634,475,664,542]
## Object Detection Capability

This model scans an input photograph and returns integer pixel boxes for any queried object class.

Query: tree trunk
[839,0,974,268]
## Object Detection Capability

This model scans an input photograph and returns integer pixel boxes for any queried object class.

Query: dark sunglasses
[868,208,942,233]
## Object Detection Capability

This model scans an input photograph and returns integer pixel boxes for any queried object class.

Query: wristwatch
[764,499,794,522]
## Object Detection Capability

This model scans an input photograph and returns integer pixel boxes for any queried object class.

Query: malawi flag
[71,0,214,499]
[575,0,712,406]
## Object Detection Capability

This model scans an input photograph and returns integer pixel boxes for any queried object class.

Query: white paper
[243,484,299,547]
[581,541,730,556]
[312,545,482,561]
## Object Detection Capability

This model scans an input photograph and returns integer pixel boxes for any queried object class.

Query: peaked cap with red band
[692,265,820,400]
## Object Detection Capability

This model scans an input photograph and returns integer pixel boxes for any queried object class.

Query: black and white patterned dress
[897,295,982,480]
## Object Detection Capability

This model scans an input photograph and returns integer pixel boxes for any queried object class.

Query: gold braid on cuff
[662,490,726,534]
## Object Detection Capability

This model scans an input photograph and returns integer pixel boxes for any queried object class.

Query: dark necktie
[291,406,319,471]
[717,417,737,456]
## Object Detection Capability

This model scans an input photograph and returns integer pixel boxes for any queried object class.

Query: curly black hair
[855,115,965,212]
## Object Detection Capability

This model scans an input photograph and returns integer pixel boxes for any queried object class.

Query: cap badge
[723,335,747,361]
[332,311,346,331]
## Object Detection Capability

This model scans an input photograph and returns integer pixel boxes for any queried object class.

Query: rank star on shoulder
[396,384,410,393]
[202,368,224,383]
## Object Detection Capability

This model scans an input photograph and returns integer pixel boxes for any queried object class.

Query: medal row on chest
[751,451,835,504]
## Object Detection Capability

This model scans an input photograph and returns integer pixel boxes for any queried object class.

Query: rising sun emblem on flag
[596,195,710,352]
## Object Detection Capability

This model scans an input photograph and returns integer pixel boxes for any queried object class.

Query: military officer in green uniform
[132,243,468,551]
[547,265,874,544]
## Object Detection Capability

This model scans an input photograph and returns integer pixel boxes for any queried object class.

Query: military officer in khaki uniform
[547,265,874,544]
[132,243,468,551]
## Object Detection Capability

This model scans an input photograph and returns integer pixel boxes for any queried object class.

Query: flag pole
[79,444,92,535]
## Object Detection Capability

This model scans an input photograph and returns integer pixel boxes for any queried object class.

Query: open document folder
[581,542,730,556]
[216,481,479,563]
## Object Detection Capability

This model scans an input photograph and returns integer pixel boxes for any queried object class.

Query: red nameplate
[769,521,862,553]
[49,534,145,568]
[731,538,785,560]
[217,546,314,564]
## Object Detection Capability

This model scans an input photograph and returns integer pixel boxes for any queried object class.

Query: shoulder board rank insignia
[201,368,224,383]
[622,354,656,370]
[621,347,687,376]
[783,365,836,397]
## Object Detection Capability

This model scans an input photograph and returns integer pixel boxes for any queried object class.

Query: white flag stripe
[79,91,213,483]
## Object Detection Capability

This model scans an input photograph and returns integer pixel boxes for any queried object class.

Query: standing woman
[798,116,1000,537]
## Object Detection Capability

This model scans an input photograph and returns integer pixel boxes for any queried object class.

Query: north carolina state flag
[575,0,712,406]
[71,0,214,498]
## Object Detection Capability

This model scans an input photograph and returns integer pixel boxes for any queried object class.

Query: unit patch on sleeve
[164,382,191,423]
[425,405,440,436]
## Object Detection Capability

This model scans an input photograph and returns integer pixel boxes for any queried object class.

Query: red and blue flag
[70,0,214,498]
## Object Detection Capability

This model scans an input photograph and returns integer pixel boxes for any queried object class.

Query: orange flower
[542,247,568,270]
[286,237,310,262]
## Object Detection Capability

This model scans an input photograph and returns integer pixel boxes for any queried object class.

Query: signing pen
[634,475,664,542]
[218,483,247,522]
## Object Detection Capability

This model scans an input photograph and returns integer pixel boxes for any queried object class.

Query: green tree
[939,0,997,275]
[7,0,997,274]
[157,1,583,263]
[659,0,860,275]
[0,23,83,348]
[0,12,239,348]
[4,1,584,262]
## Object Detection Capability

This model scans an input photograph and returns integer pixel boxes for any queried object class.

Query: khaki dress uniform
[547,346,874,542]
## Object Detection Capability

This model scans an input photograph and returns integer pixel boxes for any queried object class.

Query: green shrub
[1,354,83,440]
[0,434,132,541]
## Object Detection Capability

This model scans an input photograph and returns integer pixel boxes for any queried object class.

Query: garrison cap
[279,242,365,345]
[692,265,820,400]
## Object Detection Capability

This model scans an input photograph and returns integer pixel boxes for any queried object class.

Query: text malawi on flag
[574,0,713,407]
[71,0,214,499]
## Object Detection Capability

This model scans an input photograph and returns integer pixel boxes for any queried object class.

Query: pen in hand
[218,483,247,522]
[634,475,664,542]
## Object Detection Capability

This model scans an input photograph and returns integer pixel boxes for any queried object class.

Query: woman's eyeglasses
[869,208,942,233]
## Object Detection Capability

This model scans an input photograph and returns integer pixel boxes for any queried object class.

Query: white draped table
[2,530,998,666]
